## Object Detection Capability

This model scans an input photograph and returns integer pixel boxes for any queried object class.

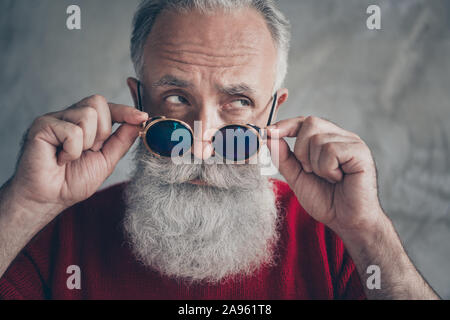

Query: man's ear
[273,88,289,122]
[127,77,140,108]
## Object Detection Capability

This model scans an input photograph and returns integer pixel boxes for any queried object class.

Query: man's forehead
[140,7,278,94]
[141,8,277,72]
[147,8,274,54]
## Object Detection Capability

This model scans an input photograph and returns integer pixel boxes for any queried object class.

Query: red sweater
[0,180,365,300]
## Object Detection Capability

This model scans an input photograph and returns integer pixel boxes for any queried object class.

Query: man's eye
[228,99,251,108]
[165,95,189,105]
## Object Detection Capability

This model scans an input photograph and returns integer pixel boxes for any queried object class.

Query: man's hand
[0,95,148,278]
[267,116,439,299]
[9,94,148,222]
[267,116,382,235]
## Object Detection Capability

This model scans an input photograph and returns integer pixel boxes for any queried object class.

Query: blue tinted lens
[212,125,260,161]
[146,120,193,157]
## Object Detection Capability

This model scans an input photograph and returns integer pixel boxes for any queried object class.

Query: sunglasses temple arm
[137,81,144,112]
[266,92,278,127]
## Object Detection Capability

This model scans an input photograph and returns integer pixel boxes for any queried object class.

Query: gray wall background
[1,0,449,298]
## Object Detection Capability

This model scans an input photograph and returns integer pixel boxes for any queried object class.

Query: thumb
[101,123,140,173]
[266,136,302,187]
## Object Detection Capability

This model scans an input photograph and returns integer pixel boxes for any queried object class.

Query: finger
[108,102,148,125]
[77,95,112,152]
[59,106,98,151]
[268,116,361,139]
[308,134,358,182]
[52,95,111,152]
[318,143,345,183]
[75,96,147,152]
[266,116,306,138]
[29,116,84,166]
[100,123,140,174]
[292,117,352,173]
[74,96,147,151]
[268,117,326,173]
[266,137,302,187]
[318,141,370,183]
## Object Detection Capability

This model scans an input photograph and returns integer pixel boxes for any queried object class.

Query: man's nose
[190,107,221,161]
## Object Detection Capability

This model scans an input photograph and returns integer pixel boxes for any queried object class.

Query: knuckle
[293,141,309,163]
[96,113,112,136]
[296,116,306,123]
[351,132,361,140]
[65,102,78,111]
[294,149,309,164]
[323,142,337,154]
[310,134,323,146]
[323,154,336,168]
[29,116,49,137]
[87,94,107,106]
[32,115,46,127]
[81,106,98,122]
[359,139,368,149]
[305,116,320,127]
[354,137,368,150]
[97,127,111,141]
[361,141,371,154]
[70,125,84,139]
[300,157,310,167]
[361,143,372,158]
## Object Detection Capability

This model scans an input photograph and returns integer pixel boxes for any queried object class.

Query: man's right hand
[6,94,148,223]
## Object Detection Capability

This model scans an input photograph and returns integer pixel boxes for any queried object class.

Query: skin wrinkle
[141,8,278,108]
[151,34,264,68]
[156,54,252,69]
[142,38,275,114]
[153,43,259,69]
[149,9,267,51]
[154,44,259,58]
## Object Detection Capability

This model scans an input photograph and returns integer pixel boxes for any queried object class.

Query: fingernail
[135,110,148,118]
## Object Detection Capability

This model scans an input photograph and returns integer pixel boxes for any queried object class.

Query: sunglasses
[137,82,278,163]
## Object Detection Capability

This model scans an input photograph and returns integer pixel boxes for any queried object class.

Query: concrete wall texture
[0,0,449,298]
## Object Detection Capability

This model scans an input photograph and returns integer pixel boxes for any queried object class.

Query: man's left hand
[267,116,384,236]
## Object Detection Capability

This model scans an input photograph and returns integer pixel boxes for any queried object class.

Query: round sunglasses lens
[146,120,192,157]
[212,125,260,162]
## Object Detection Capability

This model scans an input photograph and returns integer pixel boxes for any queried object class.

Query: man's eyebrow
[151,76,256,97]
[151,75,192,88]
[219,83,256,96]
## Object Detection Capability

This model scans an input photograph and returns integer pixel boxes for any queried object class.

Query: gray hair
[130,0,291,91]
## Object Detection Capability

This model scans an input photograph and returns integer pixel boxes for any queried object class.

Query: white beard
[123,142,280,284]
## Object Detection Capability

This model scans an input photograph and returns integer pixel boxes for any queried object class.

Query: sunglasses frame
[136,81,277,163]
[139,117,264,163]
[138,116,194,159]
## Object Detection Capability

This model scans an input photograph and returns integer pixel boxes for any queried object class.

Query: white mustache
[134,143,265,190]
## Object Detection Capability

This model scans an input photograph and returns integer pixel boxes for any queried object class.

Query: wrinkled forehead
[141,7,278,89]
